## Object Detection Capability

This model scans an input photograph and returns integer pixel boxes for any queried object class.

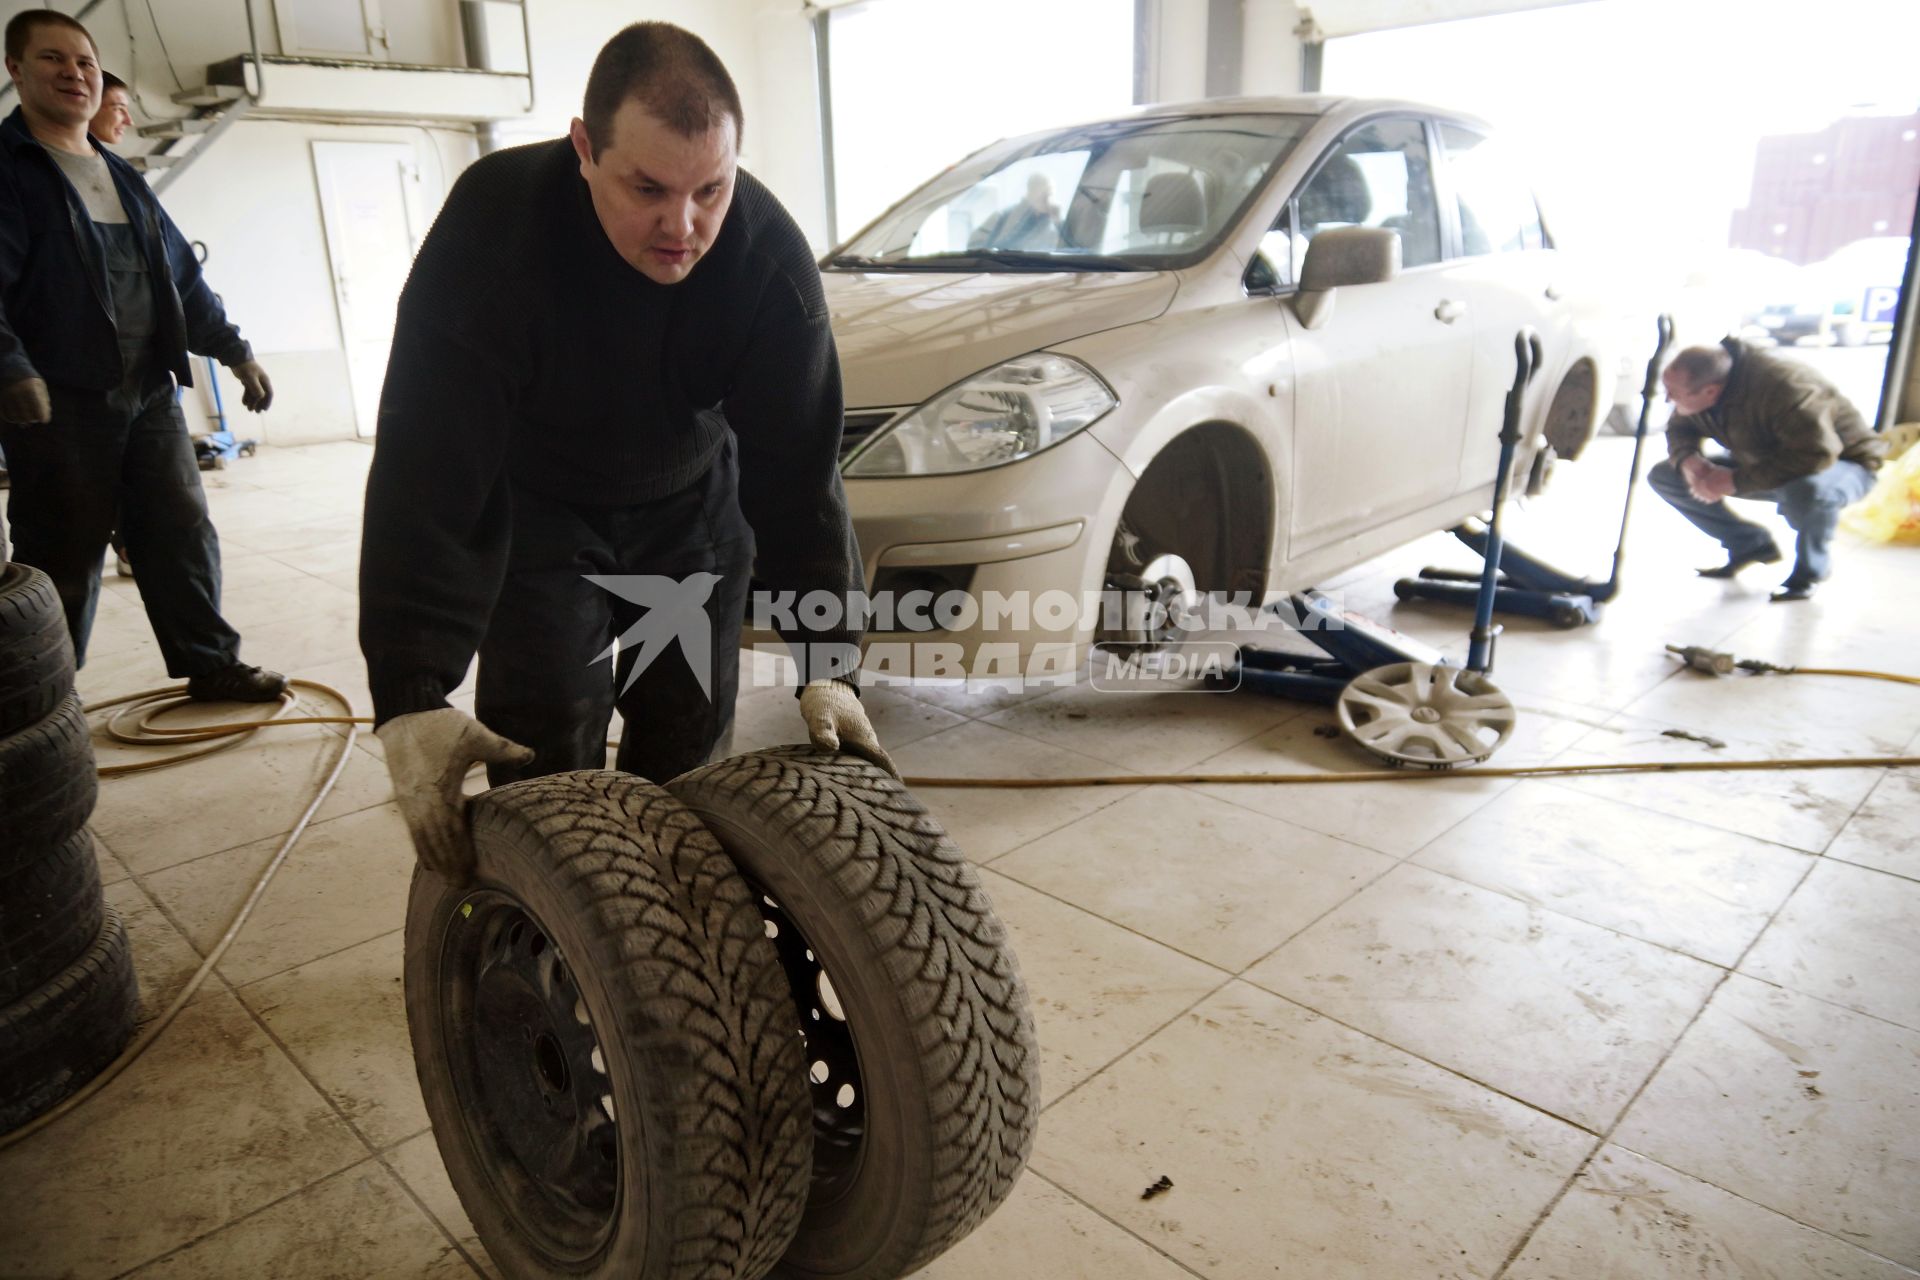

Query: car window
[1246,205,1294,292]
[1293,118,1442,269]
[1438,123,1544,257]
[829,113,1315,271]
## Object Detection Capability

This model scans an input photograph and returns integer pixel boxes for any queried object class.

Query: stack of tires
[405,749,1041,1280]
[0,562,138,1134]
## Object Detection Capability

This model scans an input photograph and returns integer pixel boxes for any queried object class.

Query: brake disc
[1335,661,1516,769]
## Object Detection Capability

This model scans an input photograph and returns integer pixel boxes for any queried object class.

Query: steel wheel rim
[1336,661,1516,769]
[439,889,622,1262]
[753,886,868,1207]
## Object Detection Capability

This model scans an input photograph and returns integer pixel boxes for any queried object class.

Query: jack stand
[1394,523,1601,629]
[1393,314,1677,632]
[1220,330,1560,769]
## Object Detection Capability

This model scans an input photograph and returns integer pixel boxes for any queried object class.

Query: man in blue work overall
[362,23,891,876]
[0,9,283,699]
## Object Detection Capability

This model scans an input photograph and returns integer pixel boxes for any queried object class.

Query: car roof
[1032,94,1495,137]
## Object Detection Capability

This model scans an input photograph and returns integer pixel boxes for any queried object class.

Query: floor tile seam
[371,1144,492,1278]
[1176,769,1511,864]
[1528,772,1845,856]
[1217,840,1405,974]
[1161,779,1420,862]
[110,761,396,883]
[1488,966,1744,1278]
[1581,697,1914,759]
[965,784,1149,868]
[1402,858,1751,973]
[887,678,1074,718]
[978,864,1237,978]
[1721,969,1920,1039]
[1444,764,1826,859]
[230,925,407,997]
[981,695,1294,776]
[375,1125,433,1154]
[1035,973,1238,1119]
[1819,849,1920,887]
[1597,1136,1920,1273]
[100,1150,402,1280]
[1018,1167,1214,1280]
[1235,975,1642,1136]
[226,967,403,1165]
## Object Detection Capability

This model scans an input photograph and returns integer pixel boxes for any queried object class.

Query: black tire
[0,906,138,1134]
[404,770,812,1280]
[0,693,98,868]
[667,748,1040,1280]
[0,563,74,740]
[0,829,105,1005]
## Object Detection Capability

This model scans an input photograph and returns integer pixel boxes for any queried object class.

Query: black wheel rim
[438,889,622,1263]
[755,887,868,1206]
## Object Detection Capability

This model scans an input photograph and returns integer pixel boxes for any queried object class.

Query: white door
[1284,118,1476,553]
[313,141,424,438]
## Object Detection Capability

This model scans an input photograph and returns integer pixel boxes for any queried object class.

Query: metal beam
[1205,0,1243,97]
[814,9,839,248]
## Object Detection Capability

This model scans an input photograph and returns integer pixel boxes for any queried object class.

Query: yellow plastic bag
[1842,436,1920,544]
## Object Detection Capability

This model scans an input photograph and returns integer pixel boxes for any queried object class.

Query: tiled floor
[3,434,1918,1279]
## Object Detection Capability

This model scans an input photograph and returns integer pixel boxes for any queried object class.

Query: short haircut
[101,70,127,93]
[5,8,98,63]
[581,22,743,160]
[1666,345,1733,390]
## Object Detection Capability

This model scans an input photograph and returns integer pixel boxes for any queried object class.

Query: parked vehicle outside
[1745,236,1910,348]
[816,96,1615,676]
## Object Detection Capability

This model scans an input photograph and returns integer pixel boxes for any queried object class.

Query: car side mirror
[1292,227,1400,329]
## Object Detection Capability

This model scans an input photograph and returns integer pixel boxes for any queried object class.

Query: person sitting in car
[968,173,1061,251]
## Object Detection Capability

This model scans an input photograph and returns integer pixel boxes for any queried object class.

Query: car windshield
[829,113,1315,272]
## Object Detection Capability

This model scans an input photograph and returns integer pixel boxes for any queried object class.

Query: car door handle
[1434,299,1467,323]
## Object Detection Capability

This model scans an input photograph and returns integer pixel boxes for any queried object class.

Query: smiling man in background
[89,68,131,146]
[0,9,282,698]
[362,21,889,876]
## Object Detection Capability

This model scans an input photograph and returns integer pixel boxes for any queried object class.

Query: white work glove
[799,678,898,778]
[0,376,51,424]
[376,708,534,877]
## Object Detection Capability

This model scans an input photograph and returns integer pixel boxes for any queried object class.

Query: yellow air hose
[4,654,1915,1150]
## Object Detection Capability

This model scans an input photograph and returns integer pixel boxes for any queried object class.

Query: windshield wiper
[915,250,1147,272]
[824,250,1147,273]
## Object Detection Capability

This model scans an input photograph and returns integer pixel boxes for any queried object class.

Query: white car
[822,96,1613,673]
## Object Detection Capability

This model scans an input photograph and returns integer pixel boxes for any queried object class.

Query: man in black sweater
[361,22,888,873]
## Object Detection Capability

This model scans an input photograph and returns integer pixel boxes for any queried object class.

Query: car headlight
[844,354,1117,477]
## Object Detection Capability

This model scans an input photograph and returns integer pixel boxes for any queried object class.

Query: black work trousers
[478,437,752,787]
[0,376,240,674]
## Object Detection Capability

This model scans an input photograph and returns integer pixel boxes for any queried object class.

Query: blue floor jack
[1392,314,1676,628]
[192,353,258,471]
[1224,330,1565,769]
